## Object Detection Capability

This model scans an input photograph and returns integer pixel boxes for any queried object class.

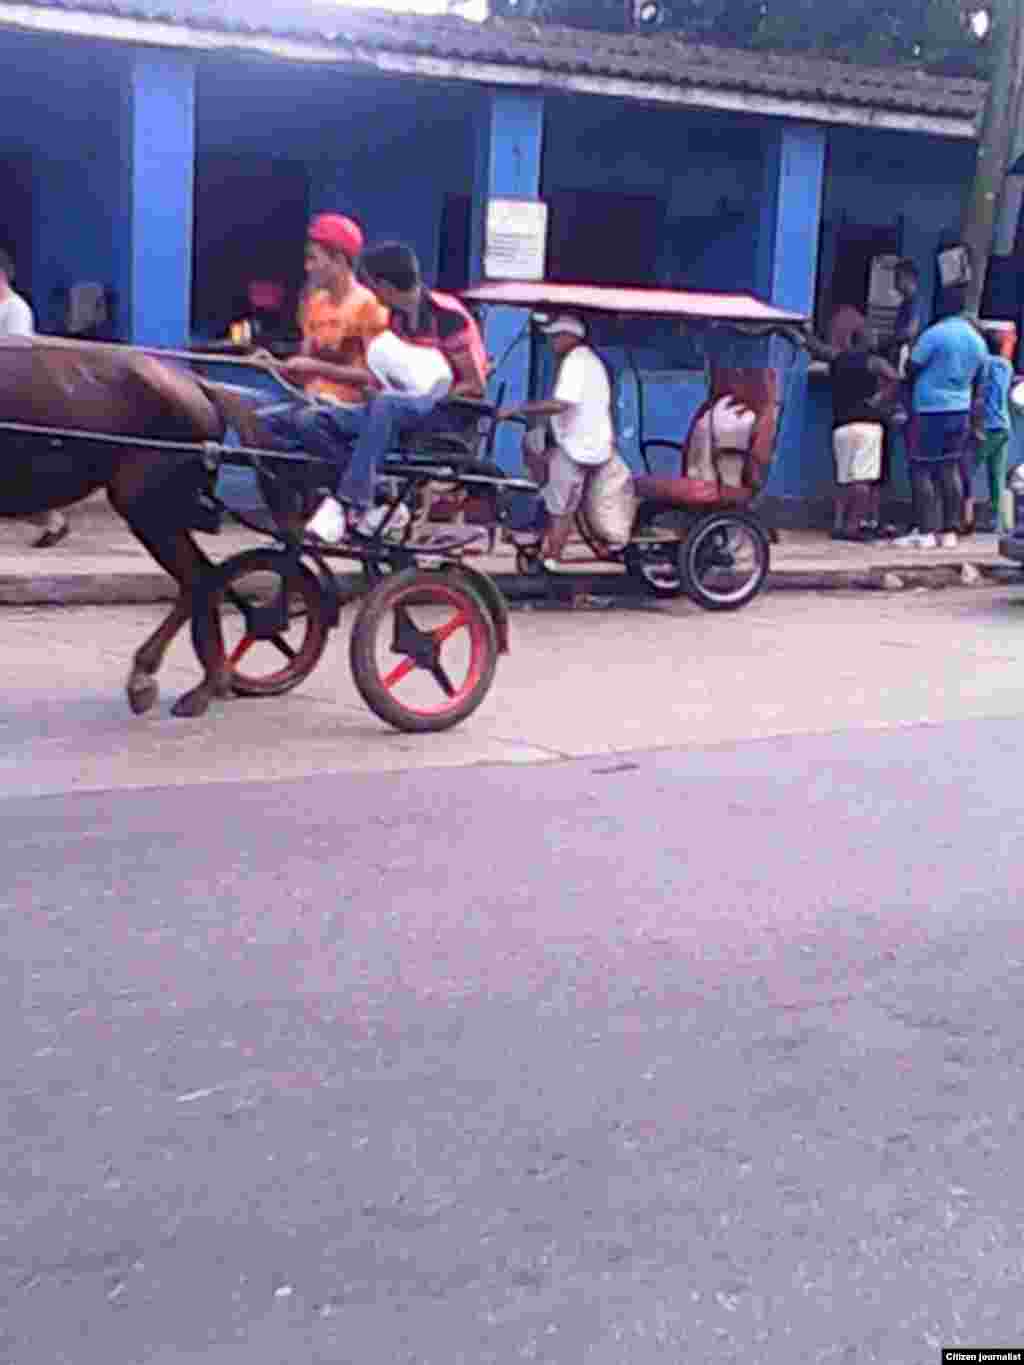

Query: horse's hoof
[170,688,212,719]
[126,678,158,715]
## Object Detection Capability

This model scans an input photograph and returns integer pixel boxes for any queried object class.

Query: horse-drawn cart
[187,412,537,733]
[0,342,536,731]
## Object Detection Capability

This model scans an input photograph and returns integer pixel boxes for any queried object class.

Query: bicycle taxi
[462,280,805,608]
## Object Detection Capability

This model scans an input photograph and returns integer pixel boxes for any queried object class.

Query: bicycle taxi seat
[632,366,780,509]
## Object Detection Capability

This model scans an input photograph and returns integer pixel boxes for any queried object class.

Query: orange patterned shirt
[299,284,388,403]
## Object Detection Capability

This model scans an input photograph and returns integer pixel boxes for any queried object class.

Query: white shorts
[833,423,883,485]
[543,448,595,517]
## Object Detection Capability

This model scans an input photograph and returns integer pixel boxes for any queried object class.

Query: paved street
[4,586,1024,1362]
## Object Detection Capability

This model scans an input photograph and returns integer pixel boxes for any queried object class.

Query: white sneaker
[940,531,959,549]
[305,495,347,544]
[892,529,937,549]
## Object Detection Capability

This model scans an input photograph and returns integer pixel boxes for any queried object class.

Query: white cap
[538,313,586,339]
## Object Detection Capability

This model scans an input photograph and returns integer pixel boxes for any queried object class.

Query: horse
[0,335,260,719]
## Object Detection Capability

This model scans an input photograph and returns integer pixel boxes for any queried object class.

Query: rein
[21,338,309,401]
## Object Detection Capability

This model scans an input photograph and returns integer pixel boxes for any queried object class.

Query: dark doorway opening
[192,156,309,340]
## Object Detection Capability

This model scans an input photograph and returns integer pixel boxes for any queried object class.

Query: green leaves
[490,0,991,76]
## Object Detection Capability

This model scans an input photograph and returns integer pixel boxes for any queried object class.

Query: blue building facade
[0,0,1010,519]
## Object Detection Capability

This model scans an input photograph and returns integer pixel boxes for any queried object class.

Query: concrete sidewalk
[0,489,1016,605]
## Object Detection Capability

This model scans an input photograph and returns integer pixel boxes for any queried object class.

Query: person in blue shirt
[894,288,988,549]
[964,330,1014,532]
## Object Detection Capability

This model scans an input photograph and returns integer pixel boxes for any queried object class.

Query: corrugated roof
[4,0,986,122]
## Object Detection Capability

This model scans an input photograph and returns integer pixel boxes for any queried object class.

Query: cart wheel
[192,548,330,697]
[680,511,770,611]
[623,502,686,598]
[349,568,498,732]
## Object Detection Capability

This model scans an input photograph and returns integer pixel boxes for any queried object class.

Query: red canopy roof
[462,281,806,327]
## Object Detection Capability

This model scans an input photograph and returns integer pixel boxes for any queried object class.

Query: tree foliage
[489,0,991,77]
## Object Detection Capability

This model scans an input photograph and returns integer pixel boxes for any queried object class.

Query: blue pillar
[756,122,826,502]
[470,90,544,470]
[121,54,195,345]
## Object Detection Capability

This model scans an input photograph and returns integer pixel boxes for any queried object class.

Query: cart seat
[396,394,495,461]
[637,366,779,508]
[633,474,754,507]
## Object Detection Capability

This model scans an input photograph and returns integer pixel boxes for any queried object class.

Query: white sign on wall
[937,244,972,288]
[484,198,548,281]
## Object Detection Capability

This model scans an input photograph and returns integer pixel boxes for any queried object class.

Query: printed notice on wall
[484,199,548,281]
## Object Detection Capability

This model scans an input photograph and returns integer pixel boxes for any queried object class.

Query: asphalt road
[4,589,1024,1362]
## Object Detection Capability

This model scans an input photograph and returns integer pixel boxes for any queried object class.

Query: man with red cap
[258,213,387,450]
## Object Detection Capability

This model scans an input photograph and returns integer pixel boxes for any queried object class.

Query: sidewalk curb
[1,561,1019,607]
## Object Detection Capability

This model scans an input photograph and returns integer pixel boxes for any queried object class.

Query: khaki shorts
[543,448,598,517]
[833,422,883,485]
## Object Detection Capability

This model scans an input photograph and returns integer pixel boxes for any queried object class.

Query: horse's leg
[109,465,231,719]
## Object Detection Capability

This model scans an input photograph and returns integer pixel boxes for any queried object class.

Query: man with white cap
[498,313,616,566]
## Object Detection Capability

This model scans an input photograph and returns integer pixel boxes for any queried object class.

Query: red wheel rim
[212,575,322,691]
[376,581,489,718]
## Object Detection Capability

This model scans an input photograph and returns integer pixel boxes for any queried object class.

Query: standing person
[497,314,616,567]
[873,259,924,535]
[0,249,70,547]
[887,260,924,370]
[895,289,987,549]
[794,325,901,541]
[279,243,488,540]
[258,213,388,448]
[964,329,1014,533]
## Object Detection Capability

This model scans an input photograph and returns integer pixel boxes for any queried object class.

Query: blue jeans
[278,395,441,512]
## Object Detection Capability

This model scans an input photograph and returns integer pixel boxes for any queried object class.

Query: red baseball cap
[307,213,364,258]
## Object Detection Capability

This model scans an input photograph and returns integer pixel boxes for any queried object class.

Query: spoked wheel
[680,511,770,611]
[192,548,330,697]
[623,502,686,599]
[349,568,498,732]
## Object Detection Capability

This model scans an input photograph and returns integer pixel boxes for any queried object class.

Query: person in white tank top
[0,249,71,547]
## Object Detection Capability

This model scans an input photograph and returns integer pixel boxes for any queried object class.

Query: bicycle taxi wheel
[679,510,770,611]
[349,567,499,732]
[192,547,331,697]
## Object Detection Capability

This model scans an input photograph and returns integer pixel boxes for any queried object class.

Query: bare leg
[845,483,871,531]
[939,460,964,535]
[542,512,576,561]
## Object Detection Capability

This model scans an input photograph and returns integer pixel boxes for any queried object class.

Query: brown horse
[0,336,257,718]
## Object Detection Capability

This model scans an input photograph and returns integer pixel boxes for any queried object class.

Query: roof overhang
[0,1,978,140]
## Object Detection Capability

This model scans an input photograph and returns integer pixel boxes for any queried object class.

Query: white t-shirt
[366,330,452,401]
[0,290,34,337]
[550,344,614,466]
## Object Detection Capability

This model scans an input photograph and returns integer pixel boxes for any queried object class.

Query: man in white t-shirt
[0,249,34,338]
[0,249,71,546]
[499,314,615,566]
